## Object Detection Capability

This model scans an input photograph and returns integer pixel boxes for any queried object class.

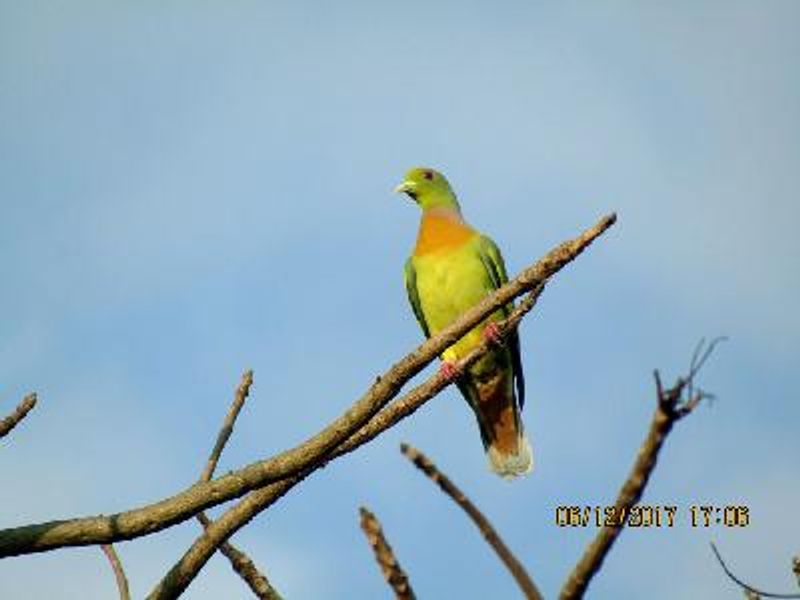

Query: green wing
[477,235,526,409]
[404,257,430,338]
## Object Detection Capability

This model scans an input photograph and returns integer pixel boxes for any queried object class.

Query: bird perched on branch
[396,167,532,478]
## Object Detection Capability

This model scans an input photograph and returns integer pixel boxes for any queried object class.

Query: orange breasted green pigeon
[396,167,532,478]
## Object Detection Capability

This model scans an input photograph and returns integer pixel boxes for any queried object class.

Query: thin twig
[359,507,415,600]
[0,393,37,439]
[195,370,283,600]
[200,370,254,482]
[559,339,722,600]
[101,544,131,600]
[400,444,543,600]
[711,542,800,599]
[146,213,615,599]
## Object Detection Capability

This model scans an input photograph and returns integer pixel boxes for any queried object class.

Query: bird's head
[394,167,460,212]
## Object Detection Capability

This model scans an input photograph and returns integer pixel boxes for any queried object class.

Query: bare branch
[145,282,547,599]
[559,339,722,600]
[359,507,415,600]
[0,213,615,563]
[0,393,37,439]
[711,542,800,599]
[793,556,800,588]
[145,213,614,599]
[400,444,543,600]
[195,370,283,600]
[101,544,131,600]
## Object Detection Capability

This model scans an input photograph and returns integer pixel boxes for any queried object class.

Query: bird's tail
[469,373,533,479]
[486,428,533,479]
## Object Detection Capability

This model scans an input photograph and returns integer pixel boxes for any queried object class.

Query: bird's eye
[423,170,434,180]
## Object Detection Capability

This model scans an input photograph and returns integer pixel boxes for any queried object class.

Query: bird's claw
[483,321,503,346]
[439,361,462,382]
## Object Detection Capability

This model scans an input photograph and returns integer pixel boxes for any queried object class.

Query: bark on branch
[0,213,616,567]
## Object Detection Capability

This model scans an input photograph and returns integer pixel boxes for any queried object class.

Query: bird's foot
[483,321,504,346]
[439,360,462,382]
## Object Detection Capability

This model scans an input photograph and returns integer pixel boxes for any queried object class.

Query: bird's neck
[423,205,464,221]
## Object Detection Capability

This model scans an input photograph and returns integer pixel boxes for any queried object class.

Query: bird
[396,167,532,478]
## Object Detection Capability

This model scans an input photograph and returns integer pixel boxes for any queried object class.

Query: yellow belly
[412,245,501,362]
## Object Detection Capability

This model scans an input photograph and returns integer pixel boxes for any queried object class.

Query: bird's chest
[413,248,490,333]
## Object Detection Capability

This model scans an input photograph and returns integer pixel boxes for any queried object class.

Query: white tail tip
[486,433,534,479]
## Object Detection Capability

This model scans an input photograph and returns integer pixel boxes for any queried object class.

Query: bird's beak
[394,180,416,195]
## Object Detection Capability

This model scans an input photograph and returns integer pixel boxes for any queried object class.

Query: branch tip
[359,506,415,600]
[0,393,38,439]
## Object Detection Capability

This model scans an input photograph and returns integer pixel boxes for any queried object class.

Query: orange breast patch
[414,214,477,256]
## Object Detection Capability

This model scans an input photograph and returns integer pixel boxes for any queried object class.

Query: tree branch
[0,393,37,439]
[400,444,543,600]
[145,213,614,599]
[711,543,800,599]
[101,544,131,600]
[195,370,283,600]
[559,340,721,600]
[0,213,615,563]
[145,278,548,598]
[359,507,416,600]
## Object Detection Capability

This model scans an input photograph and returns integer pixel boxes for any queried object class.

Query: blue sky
[1,2,798,598]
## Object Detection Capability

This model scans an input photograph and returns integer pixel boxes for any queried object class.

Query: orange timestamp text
[555,505,750,528]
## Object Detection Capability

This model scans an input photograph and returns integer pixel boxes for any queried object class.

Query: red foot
[483,321,503,345]
[439,360,462,382]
